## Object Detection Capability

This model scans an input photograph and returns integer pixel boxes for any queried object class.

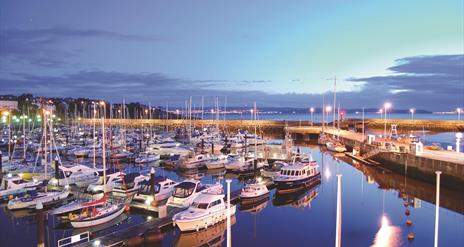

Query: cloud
[0,28,163,68]
[0,54,462,110]
[347,54,464,109]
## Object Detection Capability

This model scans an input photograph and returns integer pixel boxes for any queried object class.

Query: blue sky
[0,0,463,110]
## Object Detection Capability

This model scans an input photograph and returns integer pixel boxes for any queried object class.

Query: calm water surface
[0,145,463,247]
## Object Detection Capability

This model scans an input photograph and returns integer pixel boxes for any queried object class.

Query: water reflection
[175,215,236,247]
[371,215,401,247]
[273,182,320,208]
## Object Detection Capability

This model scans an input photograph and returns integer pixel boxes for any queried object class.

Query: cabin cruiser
[175,216,236,247]
[172,185,236,232]
[239,182,269,204]
[135,152,160,164]
[50,165,99,188]
[112,173,149,195]
[87,171,124,193]
[178,154,211,170]
[167,180,220,208]
[0,175,43,200]
[205,154,228,170]
[7,189,70,210]
[132,176,177,207]
[225,155,265,172]
[273,159,320,193]
[326,141,347,153]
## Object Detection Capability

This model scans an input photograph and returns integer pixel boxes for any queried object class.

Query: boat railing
[57,231,90,247]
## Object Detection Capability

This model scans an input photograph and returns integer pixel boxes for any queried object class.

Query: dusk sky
[0,0,463,110]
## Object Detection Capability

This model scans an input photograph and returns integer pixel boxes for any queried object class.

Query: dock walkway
[75,189,241,247]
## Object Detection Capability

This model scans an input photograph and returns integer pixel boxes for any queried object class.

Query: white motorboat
[205,154,228,170]
[7,189,70,210]
[239,182,269,205]
[69,201,126,228]
[50,165,99,188]
[135,152,160,164]
[178,154,211,170]
[87,172,124,193]
[172,187,236,232]
[0,175,43,200]
[132,176,177,207]
[112,173,149,195]
[167,180,219,208]
[326,141,347,153]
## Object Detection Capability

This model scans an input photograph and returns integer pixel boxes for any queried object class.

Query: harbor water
[0,145,462,247]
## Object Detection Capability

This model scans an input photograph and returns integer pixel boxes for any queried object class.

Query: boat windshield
[173,187,194,198]
[191,202,208,209]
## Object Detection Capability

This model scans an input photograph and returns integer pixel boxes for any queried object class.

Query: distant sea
[200,112,461,121]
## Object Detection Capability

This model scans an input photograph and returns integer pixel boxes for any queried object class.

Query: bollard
[211,142,214,155]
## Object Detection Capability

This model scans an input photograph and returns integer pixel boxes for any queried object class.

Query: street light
[410,108,415,121]
[383,102,391,138]
[310,107,315,126]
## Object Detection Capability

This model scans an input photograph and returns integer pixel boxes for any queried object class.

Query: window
[192,202,209,209]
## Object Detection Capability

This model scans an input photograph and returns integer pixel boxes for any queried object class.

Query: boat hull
[70,205,126,228]
[174,205,236,232]
[274,173,321,194]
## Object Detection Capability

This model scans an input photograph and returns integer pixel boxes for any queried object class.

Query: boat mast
[333,76,336,128]
[93,102,96,168]
[101,101,107,188]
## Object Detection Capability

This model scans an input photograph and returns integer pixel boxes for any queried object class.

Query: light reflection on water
[0,145,463,247]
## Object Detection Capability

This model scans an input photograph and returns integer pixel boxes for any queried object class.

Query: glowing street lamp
[410,108,415,121]
[310,107,315,126]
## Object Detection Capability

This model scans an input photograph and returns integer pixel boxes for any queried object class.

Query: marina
[1,1,463,246]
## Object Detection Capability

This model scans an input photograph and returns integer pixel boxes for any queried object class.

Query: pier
[75,190,242,247]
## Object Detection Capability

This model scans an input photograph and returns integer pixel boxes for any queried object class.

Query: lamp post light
[383,102,391,138]
[310,107,315,126]
[410,108,415,121]
[325,106,332,129]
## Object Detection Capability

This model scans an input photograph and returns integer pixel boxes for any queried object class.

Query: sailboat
[7,108,70,210]
[69,101,126,228]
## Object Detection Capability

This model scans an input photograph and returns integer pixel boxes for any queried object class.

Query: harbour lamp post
[144,109,148,119]
[383,102,391,138]
[456,132,462,153]
[457,108,461,121]
[410,108,415,121]
[434,171,442,247]
[325,106,332,129]
[310,107,315,126]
